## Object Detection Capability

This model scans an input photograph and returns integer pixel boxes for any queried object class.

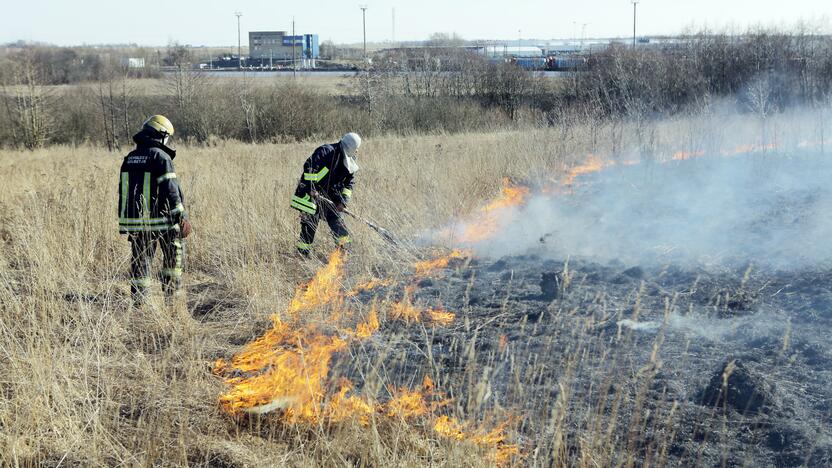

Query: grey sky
[3,0,830,47]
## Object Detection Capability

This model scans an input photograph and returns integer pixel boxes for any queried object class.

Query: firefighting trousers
[128,230,184,302]
[297,206,351,253]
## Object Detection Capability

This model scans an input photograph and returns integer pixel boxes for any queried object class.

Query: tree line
[1,29,831,150]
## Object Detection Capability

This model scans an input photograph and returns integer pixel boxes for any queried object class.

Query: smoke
[473,108,832,271]
[619,311,786,342]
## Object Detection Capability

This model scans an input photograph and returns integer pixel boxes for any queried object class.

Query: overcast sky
[3,0,830,47]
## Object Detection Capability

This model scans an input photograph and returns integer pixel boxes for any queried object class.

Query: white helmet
[340,132,362,158]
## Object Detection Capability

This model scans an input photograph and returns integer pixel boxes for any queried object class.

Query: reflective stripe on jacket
[291,142,354,215]
[118,133,187,233]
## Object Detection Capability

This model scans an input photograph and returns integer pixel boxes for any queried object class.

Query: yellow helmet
[141,115,175,137]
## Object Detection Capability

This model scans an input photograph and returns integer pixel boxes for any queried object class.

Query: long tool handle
[342,209,399,245]
[314,193,399,245]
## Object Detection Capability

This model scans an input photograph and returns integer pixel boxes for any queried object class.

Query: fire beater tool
[314,193,400,246]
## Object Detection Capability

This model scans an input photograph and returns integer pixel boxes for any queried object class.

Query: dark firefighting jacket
[118,132,187,234]
[291,142,354,215]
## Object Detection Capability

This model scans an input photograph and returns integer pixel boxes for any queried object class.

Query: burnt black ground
[338,254,832,466]
[329,151,832,466]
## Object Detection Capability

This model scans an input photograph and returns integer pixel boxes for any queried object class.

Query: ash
[341,255,831,466]
[335,151,832,465]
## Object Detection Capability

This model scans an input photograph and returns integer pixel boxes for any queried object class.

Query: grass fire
[3,13,832,466]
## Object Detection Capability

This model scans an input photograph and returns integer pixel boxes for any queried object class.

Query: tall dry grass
[0,108,825,465]
[0,127,588,465]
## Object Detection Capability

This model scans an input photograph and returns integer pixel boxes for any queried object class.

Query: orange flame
[215,250,367,418]
[561,154,611,186]
[392,286,456,326]
[434,416,520,465]
[414,249,470,276]
[672,150,705,161]
[215,247,517,460]
[323,381,375,426]
[721,142,778,156]
[347,277,394,296]
[385,388,430,418]
[427,309,456,326]
[218,322,348,417]
[480,178,530,213]
[434,415,466,440]
[454,178,530,243]
[352,305,380,339]
[287,248,346,319]
[216,249,458,417]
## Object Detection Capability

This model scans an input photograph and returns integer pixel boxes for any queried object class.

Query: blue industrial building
[249,31,319,66]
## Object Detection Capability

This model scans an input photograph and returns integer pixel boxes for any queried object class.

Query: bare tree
[746,74,776,148]
[1,50,53,149]
[238,76,257,142]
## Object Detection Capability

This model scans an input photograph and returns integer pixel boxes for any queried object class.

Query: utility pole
[392,7,396,45]
[293,17,297,77]
[359,4,370,115]
[360,5,368,63]
[235,11,243,70]
[631,0,639,48]
[581,23,588,49]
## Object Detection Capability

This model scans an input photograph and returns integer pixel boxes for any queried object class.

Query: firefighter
[290,133,361,256]
[118,115,192,305]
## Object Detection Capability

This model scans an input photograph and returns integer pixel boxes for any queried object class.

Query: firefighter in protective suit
[118,115,192,305]
[291,133,361,255]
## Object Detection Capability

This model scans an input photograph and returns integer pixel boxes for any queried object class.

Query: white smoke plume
[472,108,832,271]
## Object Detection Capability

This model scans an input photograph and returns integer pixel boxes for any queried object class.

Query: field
[0,128,565,465]
[2,73,355,98]
[1,108,831,466]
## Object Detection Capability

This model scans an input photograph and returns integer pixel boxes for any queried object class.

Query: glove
[180,219,192,238]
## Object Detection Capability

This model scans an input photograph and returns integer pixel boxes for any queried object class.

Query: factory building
[248,31,319,67]
[479,46,544,58]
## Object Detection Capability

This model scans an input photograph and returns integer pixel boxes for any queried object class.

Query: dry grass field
[1,108,830,466]
[0,128,586,466]
[10,73,355,99]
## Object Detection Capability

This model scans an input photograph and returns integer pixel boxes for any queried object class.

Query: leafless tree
[1,50,53,149]
[97,60,135,151]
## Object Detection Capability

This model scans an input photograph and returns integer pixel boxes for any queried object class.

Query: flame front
[214,249,377,418]
[434,415,520,464]
[414,249,469,276]
[445,178,530,244]
[218,325,349,418]
[561,154,611,186]
[287,248,346,318]
[215,221,518,462]
[347,277,394,296]
[392,286,457,326]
